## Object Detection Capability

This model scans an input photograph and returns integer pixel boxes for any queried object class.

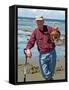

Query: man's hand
[24,49,32,58]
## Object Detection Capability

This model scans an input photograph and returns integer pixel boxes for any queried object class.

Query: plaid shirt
[25,25,55,53]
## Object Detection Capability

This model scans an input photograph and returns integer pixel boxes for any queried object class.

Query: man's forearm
[24,30,36,50]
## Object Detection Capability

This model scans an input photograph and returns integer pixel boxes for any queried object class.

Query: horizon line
[18,16,65,21]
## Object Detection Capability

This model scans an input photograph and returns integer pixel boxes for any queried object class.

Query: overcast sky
[18,8,65,20]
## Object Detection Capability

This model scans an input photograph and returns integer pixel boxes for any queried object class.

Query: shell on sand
[56,65,64,72]
[18,63,40,74]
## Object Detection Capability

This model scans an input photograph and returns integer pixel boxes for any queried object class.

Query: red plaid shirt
[25,25,55,53]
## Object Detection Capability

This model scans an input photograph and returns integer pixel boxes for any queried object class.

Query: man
[24,16,60,80]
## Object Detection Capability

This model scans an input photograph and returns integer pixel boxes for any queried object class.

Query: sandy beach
[17,56,65,82]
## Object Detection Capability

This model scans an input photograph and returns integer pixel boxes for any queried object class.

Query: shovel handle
[24,50,28,82]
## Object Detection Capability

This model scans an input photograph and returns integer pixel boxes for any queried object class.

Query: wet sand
[17,56,65,82]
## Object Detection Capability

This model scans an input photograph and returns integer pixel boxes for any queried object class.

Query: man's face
[36,20,44,31]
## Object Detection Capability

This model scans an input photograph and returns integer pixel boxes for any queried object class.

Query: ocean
[17,17,65,59]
